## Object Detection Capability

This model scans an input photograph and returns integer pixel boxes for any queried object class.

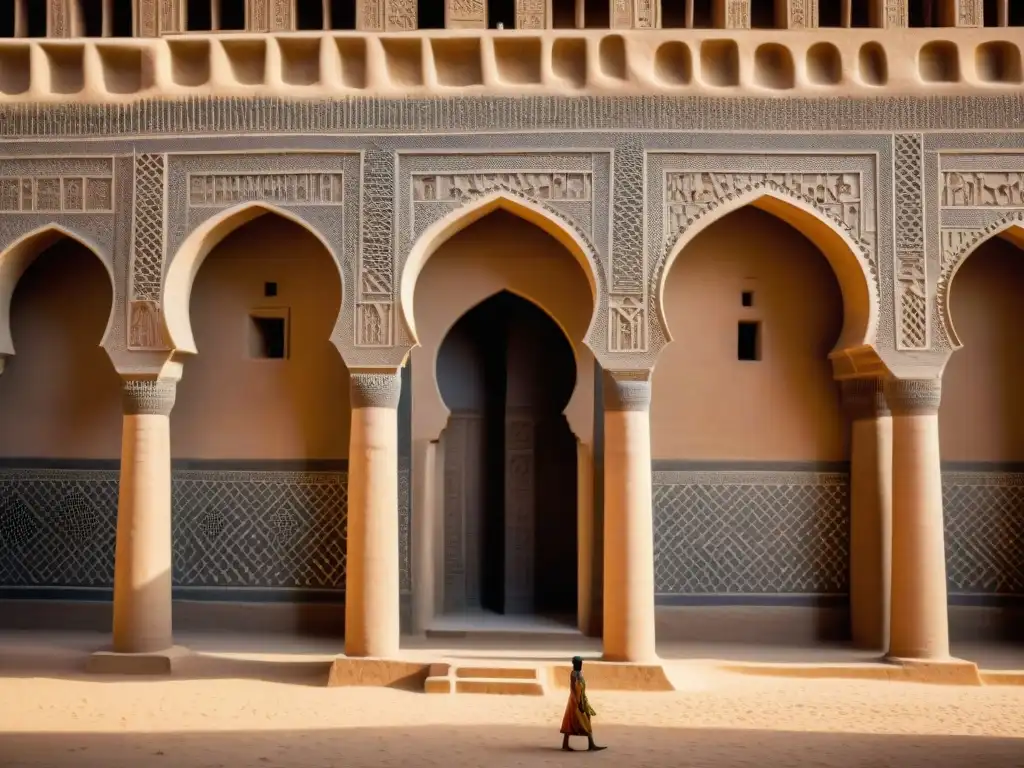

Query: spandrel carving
[412,172,592,202]
[187,173,344,207]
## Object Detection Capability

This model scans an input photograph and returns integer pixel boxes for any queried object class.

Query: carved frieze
[893,134,927,351]
[447,0,487,28]
[515,0,546,28]
[187,173,344,207]
[941,172,1024,208]
[0,176,112,213]
[666,172,864,242]
[412,172,592,202]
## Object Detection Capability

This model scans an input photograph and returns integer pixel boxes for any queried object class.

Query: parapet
[0,27,1022,103]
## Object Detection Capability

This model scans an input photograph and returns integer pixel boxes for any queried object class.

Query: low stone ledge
[549,661,675,691]
[326,656,432,690]
[86,645,191,675]
[719,656,985,686]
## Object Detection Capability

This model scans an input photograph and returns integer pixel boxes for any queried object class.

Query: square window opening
[741,290,754,307]
[249,314,288,360]
[264,281,278,298]
[737,321,761,362]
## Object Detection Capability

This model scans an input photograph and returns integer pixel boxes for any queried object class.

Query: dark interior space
[26,0,47,36]
[329,0,356,28]
[417,0,444,28]
[0,0,15,36]
[750,0,779,28]
[112,0,134,35]
[437,290,578,618]
[583,0,609,28]
[488,0,515,28]
[218,0,246,30]
[79,0,103,36]
[297,0,325,29]
[552,0,574,28]
[187,0,212,30]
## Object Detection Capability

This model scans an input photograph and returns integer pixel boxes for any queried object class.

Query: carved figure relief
[187,173,344,207]
[387,0,417,29]
[941,172,1024,208]
[893,134,928,350]
[0,177,113,213]
[413,172,592,202]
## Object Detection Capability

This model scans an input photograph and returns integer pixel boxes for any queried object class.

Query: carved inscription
[272,0,292,29]
[886,0,907,27]
[187,173,344,207]
[893,134,927,350]
[138,0,159,36]
[0,177,113,213]
[665,172,863,240]
[515,0,545,27]
[448,0,486,27]
[636,0,655,27]
[727,0,750,28]
[959,0,980,26]
[413,172,592,202]
[387,0,417,29]
[942,172,1024,208]
[788,0,816,27]
[612,0,631,28]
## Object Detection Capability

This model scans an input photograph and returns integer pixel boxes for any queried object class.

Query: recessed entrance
[437,291,578,623]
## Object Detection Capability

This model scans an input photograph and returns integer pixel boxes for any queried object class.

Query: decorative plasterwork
[935,165,1024,348]
[392,151,611,365]
[158,152,360,354]
[647,151,882,366]
[893,134,927,351]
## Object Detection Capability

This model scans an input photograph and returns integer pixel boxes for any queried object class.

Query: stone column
[602,371,657,663]
[48,0,72,36]
[714,0,750,28]
[345,370,401,659]
[883,378,950,661]
[842,378,893,651]
[111,378,177,654]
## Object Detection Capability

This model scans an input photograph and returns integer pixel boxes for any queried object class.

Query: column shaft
[345,371,401,658]
[885,378,950,660]
[112,379,176,654]
[842,378,893,651]
[602,372,657,663]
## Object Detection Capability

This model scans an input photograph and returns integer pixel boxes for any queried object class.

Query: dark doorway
[437,291,578,619]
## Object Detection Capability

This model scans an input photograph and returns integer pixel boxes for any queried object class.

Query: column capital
[122,378,177,416]
[884,378,942,417]
[350,369,402,409]
[602,370,652,412]
[841,377,890,421]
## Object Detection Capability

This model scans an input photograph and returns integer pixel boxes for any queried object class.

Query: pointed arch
[0,223,115,357]
[162,202,344,353]
[939,216,1024,349]
[654,185,879,356]
[400,190,604,353]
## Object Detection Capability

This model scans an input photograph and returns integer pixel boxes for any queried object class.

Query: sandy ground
[1,660,1024,768]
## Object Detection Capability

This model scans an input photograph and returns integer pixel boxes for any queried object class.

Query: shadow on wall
[0,238,121,459]
[0,726,1022,768]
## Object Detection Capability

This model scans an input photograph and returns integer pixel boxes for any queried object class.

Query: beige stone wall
[0,240,121,458]
[171,214,350,459]
[652,207,846,461]
[941,236,1024,462]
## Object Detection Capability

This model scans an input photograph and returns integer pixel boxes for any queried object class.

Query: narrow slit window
[187,0,212,30]
[0,0,16,37]
[328,0,356,28]
[297,0,325,29]
[737,321,760,362]
[741,291,754,307]
[250,314,289,360]
[112,0,134,35]
[26,0,47,36]
[264,281,278,298]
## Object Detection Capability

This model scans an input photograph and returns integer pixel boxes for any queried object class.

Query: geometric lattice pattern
[0,470,119,587]
[130,153,166,302]
[0,465,412,595]
[652,471,850,595]
[943,472,1024,595]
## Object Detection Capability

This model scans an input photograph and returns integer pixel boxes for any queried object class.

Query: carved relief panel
[157,152,359,353]
[515,0,547,27]
[936,158,1024,349]
[956,0,982,26]
[717,0,750,28]
[648,150,883,363]
[249,0,293,31]
[358,0,417,30]
[785,0,817,28]
[138,0,184,35]
[447,0,487,28]
[394,151,610,361]
[609,0,656,28]
[885,0,907,26]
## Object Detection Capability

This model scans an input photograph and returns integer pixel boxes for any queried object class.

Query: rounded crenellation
[121,378,177,416]
[0,29,1022,102]
[883,378,942,417]
[841,377,890,421]
[350,371,402,409]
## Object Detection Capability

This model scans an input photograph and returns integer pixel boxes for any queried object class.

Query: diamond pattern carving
[652,471,850,594]
[130,153,167,303]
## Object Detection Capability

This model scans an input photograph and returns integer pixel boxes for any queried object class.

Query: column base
[86,645,191,675]
[883,655,983,686]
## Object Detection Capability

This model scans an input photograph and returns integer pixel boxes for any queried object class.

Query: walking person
[560,656,607,752]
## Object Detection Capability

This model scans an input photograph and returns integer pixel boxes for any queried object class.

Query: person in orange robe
[560,656,606,752]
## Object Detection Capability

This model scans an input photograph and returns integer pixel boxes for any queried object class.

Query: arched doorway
[169,209,350,634]
[437,291,578,619]
[941,233,1024,643]
[0,232,120,606]
[653,204,851,647]
[408,206,597,635]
